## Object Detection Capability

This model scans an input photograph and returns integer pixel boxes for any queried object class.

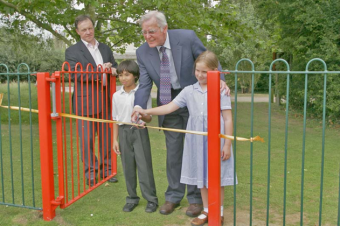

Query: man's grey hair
[138,11,168,30]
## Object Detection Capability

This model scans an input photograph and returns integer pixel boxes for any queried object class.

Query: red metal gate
[37,63,117,220]
[36,67,223,225]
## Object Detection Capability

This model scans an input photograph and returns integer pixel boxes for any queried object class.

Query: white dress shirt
[81,39,107,86]
[112,85,152,125]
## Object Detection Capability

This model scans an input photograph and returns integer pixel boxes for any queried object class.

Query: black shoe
[123,203,138,212]
[86,179,96,187]
[107,177,118,183]
[145,202,158,213]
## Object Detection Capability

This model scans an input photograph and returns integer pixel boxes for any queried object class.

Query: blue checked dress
[173,82,238,188]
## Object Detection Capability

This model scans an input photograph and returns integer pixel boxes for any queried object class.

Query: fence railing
[224,58,339,226]
[0,59,339,225]
[0,63,41,210]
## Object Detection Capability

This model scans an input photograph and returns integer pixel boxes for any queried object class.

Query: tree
[254,0,340,121]
[209,1,275,93]
[0,27,65,82]
[0,0,246,53]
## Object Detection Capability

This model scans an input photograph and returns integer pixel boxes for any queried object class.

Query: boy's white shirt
[112,84,152,125]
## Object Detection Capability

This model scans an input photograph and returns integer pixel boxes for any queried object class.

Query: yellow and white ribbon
[0,93,264,143]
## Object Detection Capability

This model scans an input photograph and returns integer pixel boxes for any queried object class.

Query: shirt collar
[193,82,206,93]
[81,39,99,48]
[120,84,139,94]
[156,32,170,52]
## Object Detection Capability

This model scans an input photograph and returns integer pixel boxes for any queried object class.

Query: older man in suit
[132,11,227,217]
[65,15,118,186]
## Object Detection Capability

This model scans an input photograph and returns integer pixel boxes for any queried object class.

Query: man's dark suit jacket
[135,29,224,126]
[65,41,117,116]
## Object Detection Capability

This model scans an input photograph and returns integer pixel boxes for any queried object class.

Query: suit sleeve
[190,31,225,81]
[134,49,153,109]
[109,49,118,68]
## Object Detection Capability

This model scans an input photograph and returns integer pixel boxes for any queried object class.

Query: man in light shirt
[65,15,118,186]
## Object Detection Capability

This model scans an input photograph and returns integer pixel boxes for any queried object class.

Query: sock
[221,206,224,216]
[198,208,209,219]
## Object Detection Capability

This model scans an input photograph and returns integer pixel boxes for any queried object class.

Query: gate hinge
[51,196,64,206]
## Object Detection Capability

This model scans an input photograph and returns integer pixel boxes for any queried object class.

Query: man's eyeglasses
[142,29,158,35]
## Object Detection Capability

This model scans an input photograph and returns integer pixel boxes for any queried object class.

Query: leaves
[0,0,244,53]
[0,27,64,81]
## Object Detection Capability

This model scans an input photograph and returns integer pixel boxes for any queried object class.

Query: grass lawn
[0,82,339,225]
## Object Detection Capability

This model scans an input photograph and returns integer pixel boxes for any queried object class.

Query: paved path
[230,94,270,102]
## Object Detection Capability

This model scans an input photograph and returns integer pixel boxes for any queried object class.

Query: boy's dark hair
[117,60,140,81]
[75,15,94,29]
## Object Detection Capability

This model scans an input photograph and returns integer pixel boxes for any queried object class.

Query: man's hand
[131,106,146,128]
[111,67,117,76]
[131,106,141,123]
[220,80,230,96]
[103,62,112,70]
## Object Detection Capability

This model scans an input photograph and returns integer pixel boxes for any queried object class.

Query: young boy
[112,60,158,213]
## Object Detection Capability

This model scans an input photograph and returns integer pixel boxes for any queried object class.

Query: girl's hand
[113,141,120,155]
[221,145,231,161]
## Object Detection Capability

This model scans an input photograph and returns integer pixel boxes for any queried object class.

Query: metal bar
[67,77,75,200]
[55,71,65,209]
[51,81,57,117]
[73,73,80,196]
[249,71,255,226]
[0,93,3,202]
[105,81,108,180]
[0,72,37,75]
[207,71,221,226]
[7,72,14,204]
[300,73,308,226]
[318,72,327,226]
[110,75,117,177]
[0,63,6,204]
[17,73,25,206]
[338,165,340,226]
[3,70,340,75]
[61,176,114,208]
[0,202,42,210]
[283,72,290,226]
[223,70,340,74]
[37,72,56,220]
[266,73,272,226]
[233,72,238,226]
[101,80,104,181]
[28,73,36,207]
[63,76,68,203]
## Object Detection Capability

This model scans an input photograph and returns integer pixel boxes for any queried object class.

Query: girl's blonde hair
[194,50,219,71]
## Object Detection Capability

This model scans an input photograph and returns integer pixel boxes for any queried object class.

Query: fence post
[110,75,117,176]
[207,71,221,226]
[37,72,56,220]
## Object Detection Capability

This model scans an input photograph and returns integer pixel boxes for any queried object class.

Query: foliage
[0,27,65,82]
[253,0,340,122]
[0,0,246,53]
[209,2,275,93]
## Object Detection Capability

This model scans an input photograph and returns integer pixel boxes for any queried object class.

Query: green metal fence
[0,59,339,224]
[228,58,339,226]
[0,63,41,210]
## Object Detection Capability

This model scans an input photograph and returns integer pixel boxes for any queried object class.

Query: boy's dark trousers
[118,125,158,204]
